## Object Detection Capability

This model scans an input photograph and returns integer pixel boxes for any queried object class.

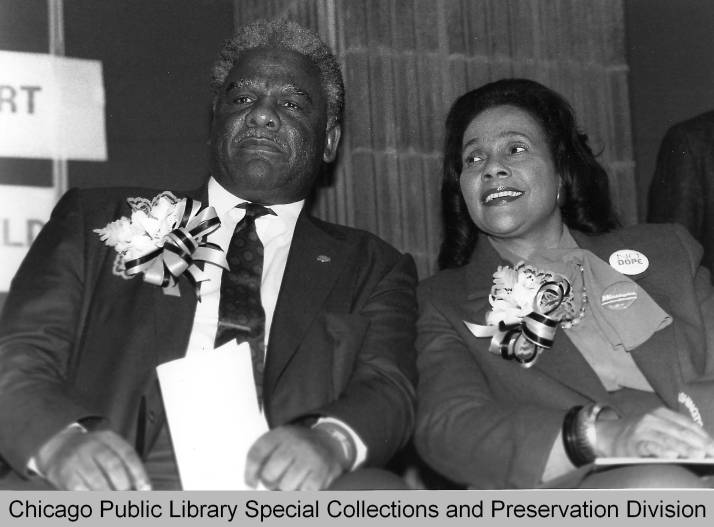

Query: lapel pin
[608,249,649,275]
[316,255,331,263]
[601,281,638,310]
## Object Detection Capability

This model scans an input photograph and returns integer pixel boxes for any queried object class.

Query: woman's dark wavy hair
[438,78,619,269]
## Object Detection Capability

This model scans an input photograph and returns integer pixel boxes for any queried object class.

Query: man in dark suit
[648,110,714,276]
[0,19,417,490]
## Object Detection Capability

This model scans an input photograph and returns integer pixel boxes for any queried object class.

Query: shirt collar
[207,176,304,231]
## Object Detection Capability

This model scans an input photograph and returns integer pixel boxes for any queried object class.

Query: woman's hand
[595,406,714,459]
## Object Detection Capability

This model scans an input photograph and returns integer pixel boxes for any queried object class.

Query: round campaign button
[601,281,639,310]
[608,249,649,275]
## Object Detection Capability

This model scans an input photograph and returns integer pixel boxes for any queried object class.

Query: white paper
[592,457,714,478]
[156,342,268,490]
[594,457,714,467]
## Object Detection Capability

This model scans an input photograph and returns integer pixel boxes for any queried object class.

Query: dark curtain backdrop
[0,0,635,312]
[235,0,636,278]
[65,0,234,191]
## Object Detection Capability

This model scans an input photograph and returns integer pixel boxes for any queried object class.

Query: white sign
[0,50,106,160]
[0,185,56,292]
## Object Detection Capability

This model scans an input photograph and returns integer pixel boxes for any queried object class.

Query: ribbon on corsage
[94,191,228,298]
[463,263,579,367]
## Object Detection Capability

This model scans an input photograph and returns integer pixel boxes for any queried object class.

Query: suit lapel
[151,270,200,365]
[460,235,501,317]
[530,333,610,401]
[263,212,347,403]
[572,230,681,406]
[151,185,207,365]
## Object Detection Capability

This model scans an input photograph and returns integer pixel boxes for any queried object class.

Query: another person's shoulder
[419,265,467,289]
[417,264,470,304]
[663,110,714,143]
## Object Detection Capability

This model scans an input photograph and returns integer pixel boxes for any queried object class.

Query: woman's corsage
[94,191,228,297]
[464,262,585,367]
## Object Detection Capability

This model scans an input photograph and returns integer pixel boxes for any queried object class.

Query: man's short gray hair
[210,19,344,128]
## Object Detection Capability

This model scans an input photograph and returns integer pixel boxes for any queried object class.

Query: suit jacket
[415,223,714,489]
[0,186,417,476]
[649,110,714,275]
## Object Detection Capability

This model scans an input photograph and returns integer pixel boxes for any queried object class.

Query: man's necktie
[214,202,275,408]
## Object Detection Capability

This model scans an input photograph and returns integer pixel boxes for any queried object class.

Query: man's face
[209,48,340,204]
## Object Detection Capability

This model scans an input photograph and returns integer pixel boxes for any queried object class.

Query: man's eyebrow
[224,80,313,104]
[225,79,258,92]
[283,84,312,103]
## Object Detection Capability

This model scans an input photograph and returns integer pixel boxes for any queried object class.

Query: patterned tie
[214,202,275,408]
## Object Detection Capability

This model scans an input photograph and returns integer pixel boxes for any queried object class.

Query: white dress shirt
[185,177,302,356]
[185,177,366,466]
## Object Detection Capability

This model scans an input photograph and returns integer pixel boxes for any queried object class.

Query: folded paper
[156,343,268,490]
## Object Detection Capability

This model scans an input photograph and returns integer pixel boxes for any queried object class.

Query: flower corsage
[94,191,228,297]
[464,262,586,367]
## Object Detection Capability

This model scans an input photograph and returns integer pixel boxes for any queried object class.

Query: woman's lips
[481,187,524,205]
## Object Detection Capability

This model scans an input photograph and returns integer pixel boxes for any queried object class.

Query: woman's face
[459,104,562,246]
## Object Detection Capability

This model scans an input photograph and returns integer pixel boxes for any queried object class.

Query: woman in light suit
[415,79,714,488]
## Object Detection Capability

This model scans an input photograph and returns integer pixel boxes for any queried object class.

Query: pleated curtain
[234,0,635,278]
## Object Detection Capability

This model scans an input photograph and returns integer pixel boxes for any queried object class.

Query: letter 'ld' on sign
[609,249,649,275]
[0,185,56,292]
[0,50,106,160]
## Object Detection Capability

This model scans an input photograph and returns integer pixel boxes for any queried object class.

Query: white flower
[94,218,143,253]
[488,265,540,325]
[485,262,572,326]
[96,192,181,264]
[130,196,179,242]
[124,234,161,260]
[511,271,540,308]
[491,266,518,293]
